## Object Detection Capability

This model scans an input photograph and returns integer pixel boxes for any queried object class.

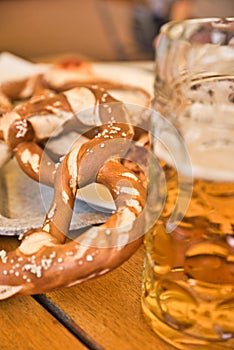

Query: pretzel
[0,81,150,184]
[0,118,147,299]
[0,73,45,101]
[45,58,95,89]
[0,73,151,300]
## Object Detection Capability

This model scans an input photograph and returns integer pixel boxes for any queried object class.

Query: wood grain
[45,245,175,350]
[0,236,88,350]
[0,295,87,350]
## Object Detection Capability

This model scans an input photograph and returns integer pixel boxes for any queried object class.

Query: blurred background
[0,0,233,62]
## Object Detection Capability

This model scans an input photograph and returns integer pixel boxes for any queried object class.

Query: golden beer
[142,161,234,349]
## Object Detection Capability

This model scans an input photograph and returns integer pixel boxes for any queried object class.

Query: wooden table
[0,236,175,350]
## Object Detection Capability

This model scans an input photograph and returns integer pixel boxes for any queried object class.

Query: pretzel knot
[0,82,150,300]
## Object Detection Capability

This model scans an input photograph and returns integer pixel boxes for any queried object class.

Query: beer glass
[142,18,234,349]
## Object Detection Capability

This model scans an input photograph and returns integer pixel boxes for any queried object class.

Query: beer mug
[142,18,234,349]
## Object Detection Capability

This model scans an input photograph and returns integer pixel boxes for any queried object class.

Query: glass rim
[160,17,234,37]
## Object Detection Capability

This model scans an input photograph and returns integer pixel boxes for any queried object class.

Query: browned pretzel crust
[0,63,150,300]
[0,79,150,179]
[0,124,147,299]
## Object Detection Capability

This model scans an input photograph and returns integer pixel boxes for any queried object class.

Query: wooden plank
[0,295,87,350]
[34,294,105,350]
[0,236,88,350]
[45,245,175,350]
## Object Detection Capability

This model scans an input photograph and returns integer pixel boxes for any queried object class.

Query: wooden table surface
[0,236,175,350]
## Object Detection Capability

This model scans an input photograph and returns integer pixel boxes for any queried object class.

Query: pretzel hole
[77,183,116,212]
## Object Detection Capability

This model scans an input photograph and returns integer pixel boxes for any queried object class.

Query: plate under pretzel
[0,53,153,236]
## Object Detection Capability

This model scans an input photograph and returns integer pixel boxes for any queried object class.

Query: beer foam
[182,103,234,181]
[153,99,234,182]
[155,133,234,182]
[155,138,234,182]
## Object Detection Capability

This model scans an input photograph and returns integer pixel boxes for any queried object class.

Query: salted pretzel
[0,118,148,299]
[0,79,150,182]
[0,72,151,299]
